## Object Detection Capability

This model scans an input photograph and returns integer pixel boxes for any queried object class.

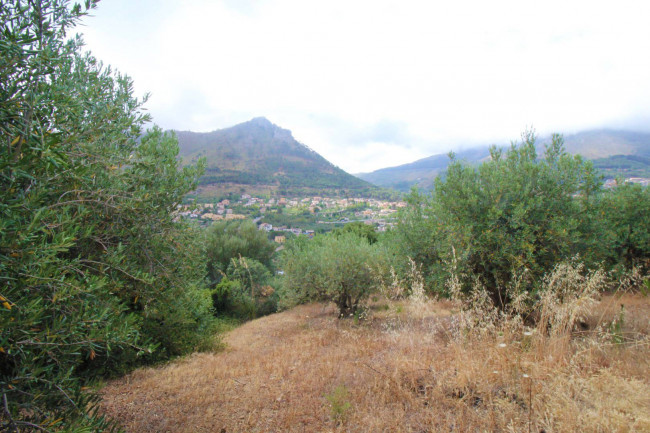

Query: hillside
[356,147,491,191]
[357,129,650,191]
[175,117,377,198]
[99,295,650,432]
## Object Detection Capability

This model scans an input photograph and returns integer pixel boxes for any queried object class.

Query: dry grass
[100,291,650,433]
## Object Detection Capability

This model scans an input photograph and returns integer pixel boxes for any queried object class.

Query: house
[259,223,273,231]
[274,235,286,243]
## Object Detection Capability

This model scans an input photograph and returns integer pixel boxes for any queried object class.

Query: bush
[0,2,215,430]
[395,131,603,309]
[332,221,379,244]
[205,220,276,287]
[209,257,278,319]
[596,182,650,270]
[280,233,389,317]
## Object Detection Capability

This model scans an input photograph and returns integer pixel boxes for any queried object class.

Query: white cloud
[80,0,650,172]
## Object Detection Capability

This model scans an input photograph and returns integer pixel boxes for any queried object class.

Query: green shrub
[395,131,603,309]
[325,385,352,424]
[280,233,389,317]
[211,259,278,320]
[0,2,215,430]
[205,220,276,288]
[596,182,650,269]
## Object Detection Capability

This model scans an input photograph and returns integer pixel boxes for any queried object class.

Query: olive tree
[396,131,602,309]
[280,233,389,317]
[1,1,213,431]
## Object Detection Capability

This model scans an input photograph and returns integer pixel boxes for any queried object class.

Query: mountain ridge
[174,117,378,199]
[356,129,650,191]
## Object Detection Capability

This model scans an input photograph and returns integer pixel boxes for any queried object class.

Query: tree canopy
[280,233,389,317]
[1,1,214,430]
[395,132,603,308]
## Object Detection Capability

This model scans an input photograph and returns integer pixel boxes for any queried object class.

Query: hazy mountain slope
[560,129,650,159]
[358,129,650,191]
[357,147,491,191]
[174,117,376,198]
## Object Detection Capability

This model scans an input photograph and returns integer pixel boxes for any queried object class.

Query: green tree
[223,257,277,318]
[597,182,650,269]
[280,233,389,317]
[1,1,213,430]
[333,221,378,244]
[205,219,276,287]
[396,131,602,308]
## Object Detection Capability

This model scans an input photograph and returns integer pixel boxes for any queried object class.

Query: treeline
[391,133,649,307]
[279,133,650,318]
[199,168,371,190]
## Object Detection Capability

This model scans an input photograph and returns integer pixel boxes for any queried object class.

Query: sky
[78,0,650,173]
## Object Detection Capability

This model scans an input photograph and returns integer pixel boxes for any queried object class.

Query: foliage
[205,221,278,319]
[325,385,352,424]
[259,210,320,231]
[225,257,277,319]
[595,182,650,270]
[280,233,389,317]
[205,220,276,287]
[395,132,603,308]
[0,1,214,431]
[332,221,378,244]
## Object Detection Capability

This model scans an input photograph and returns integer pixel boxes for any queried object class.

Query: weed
[353,307,369,325]
[608,304,626,344]
[324,384,352,424]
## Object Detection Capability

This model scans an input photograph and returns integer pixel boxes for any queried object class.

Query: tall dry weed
[537,260,604,338]
[378,257,424,301]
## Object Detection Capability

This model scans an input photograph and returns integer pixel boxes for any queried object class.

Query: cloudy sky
[79,0,650,173]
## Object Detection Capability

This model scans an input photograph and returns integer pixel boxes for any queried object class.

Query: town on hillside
[177,194,407,241]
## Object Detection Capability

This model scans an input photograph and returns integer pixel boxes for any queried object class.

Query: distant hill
[356,147,491,192]
[175,117,378,199]
[357,129,650,191]
[560,130,650,179]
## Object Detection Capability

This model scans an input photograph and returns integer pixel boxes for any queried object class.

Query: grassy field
[100,291,650,432]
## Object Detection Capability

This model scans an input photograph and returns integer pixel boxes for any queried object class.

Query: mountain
[357,129,650,191]
[356,147,491,192]
[174,117,377,198]
[559,130,650,179]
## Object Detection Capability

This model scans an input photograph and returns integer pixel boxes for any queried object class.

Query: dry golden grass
[100,293,650,433]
